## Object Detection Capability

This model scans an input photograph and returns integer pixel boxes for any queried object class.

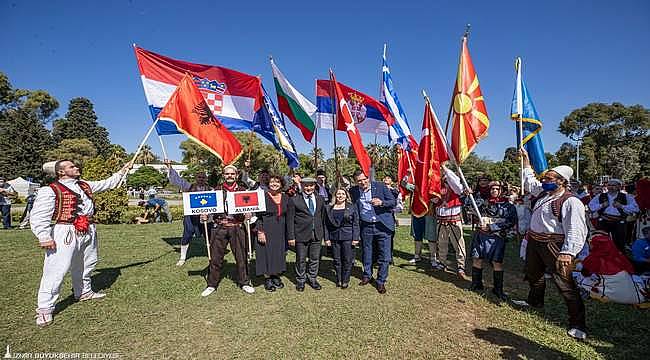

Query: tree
[559,102,649,183]
[83,154,128,224]
[135,144,158,165]
[127,165,167,189]
[44,138,97,165]
[0,72,57,180]
[52,97,111,156]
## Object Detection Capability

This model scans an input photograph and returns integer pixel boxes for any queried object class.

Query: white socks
[428,242,438,263]
[180,244,189,260]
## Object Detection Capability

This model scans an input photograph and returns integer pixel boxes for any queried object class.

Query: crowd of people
[20,153,650,341]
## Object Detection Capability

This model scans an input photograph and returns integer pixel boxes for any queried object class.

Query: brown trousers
[207,225,249,288]
[525,239,586,330]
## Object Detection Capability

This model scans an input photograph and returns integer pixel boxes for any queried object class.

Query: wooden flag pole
[203,220,211,261]
[422,89,484,226]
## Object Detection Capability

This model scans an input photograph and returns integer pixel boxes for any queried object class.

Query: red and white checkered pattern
[201,90,223,115]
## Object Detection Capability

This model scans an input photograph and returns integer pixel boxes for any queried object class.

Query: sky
[2,0,649,165]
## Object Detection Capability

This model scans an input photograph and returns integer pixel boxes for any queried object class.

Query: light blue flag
[511,57,548,174]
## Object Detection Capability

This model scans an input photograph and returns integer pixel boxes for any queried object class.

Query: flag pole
[515,57,525,195]
[120,118,160,186]
[328,69,341,186]
[422,89,483,226]
[313,78,319,170]
[157,135,168,161]
[444,24,471,137]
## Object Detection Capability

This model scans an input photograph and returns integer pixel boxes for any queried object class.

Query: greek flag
[380,44,416,150]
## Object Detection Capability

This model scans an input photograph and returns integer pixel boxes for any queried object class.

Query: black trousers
[525,239,586,331]
[207,225,249,287]
[295,238,321,284]
[598,219,627,252]
[331,240,355,285]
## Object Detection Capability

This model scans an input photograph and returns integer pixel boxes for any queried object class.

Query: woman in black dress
[324,188,360,288]
[256,175,288,291]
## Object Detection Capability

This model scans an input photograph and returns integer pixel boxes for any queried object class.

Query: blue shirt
[146,198,167,208]
[631,238,650,263]
[359,185,377,223]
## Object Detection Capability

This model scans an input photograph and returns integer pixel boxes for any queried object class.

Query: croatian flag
[380,44,417,150]
[315,80,393,135]
[134,46,263,135]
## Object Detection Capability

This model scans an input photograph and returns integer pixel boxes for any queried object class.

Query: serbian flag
[315,80,394,135]
[450,36,489,163]
[412,96,449,217]
[329,70,372,176]
[134,46,263,135]
[158,73,242,165]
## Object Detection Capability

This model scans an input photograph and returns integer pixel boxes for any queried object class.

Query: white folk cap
[550,165,573,181]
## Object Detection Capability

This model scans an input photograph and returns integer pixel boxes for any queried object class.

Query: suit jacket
[324,203,360,242]
[286,192,326,243]
[350,181,396,231]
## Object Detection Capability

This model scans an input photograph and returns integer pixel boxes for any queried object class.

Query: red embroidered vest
[49,180,93,223]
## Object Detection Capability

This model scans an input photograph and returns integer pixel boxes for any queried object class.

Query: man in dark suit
[287,177,327,291]
[349,169,396,294]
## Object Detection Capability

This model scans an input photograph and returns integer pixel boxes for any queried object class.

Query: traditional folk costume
[468,183,518,298]
[31,171,125,326]
[520,165,589,337]
[434,167,466,275]
[167,168,213,266]
[588,180,639,252]
[202,180,253,296]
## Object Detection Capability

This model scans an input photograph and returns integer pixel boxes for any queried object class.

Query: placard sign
[225,189,266,214]
[182,191,225,216]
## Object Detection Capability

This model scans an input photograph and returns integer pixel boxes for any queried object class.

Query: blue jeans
[1,205,11,229]
[361,222,392,285]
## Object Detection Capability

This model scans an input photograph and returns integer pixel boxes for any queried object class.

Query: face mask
[542,182,558,192]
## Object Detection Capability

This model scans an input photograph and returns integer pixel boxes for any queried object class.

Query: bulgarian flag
[270,58,317,142]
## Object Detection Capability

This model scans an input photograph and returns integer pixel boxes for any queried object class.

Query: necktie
[308,196,315,216]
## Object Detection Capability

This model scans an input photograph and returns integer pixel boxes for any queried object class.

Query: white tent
[8,177,40,197]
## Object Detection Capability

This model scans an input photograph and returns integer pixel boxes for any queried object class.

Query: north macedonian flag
[450,36,489,163]
[158,73,242,165]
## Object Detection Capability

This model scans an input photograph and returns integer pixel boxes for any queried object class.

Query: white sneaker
[176,259,186,266]
[434,262,446,271]
[408,256,422,264]
[511,299,531,307]
[77,291,106,302]
[241,285,255,294]
[201,287,216,297]
[567,328,587,340]
[35,312,53,327]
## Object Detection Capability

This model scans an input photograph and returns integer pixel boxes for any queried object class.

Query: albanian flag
[158,73,243,165]
[450,36,490,163]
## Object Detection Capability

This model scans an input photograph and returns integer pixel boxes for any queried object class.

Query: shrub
[83,156,128,224]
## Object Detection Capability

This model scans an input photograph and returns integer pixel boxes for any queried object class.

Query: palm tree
[136,145,156,165]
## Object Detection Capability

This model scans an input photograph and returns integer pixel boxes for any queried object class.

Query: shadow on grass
[473,326,577,360]
[54,251,172,315]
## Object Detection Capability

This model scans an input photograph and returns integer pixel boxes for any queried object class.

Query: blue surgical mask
[542,182,558,192]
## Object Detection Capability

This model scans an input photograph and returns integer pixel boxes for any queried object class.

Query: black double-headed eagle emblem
[192,102,222,129]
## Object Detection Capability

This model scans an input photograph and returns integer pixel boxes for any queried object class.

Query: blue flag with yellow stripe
[511,57,548,174]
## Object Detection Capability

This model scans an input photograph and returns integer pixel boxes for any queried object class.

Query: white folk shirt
[30,173,124,243]
[436,167,463,218]
[522,167,588,256]
[587,192,639,217]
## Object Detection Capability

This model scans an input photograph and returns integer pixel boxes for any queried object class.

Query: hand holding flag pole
[422,90,483,225]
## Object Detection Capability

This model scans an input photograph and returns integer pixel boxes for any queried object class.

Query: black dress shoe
[308,281,322,290]
[359,277,371,286]
[271,276,284,289]
[264,279,276,292]
[377,284,387,294]
[296,283,305,292]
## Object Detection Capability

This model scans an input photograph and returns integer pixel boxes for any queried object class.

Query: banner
[182,191,225,215]
[225,189,266,214]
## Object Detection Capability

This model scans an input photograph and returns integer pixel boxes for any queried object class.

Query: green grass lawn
[1,223,648,359]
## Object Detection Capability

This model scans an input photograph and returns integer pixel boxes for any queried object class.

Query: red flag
[450,36,490,163]
[158,73,242,165]
[412,97,449,217]
[397,142,418,197]
[234,191,259,207]
[329,70,372,176]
